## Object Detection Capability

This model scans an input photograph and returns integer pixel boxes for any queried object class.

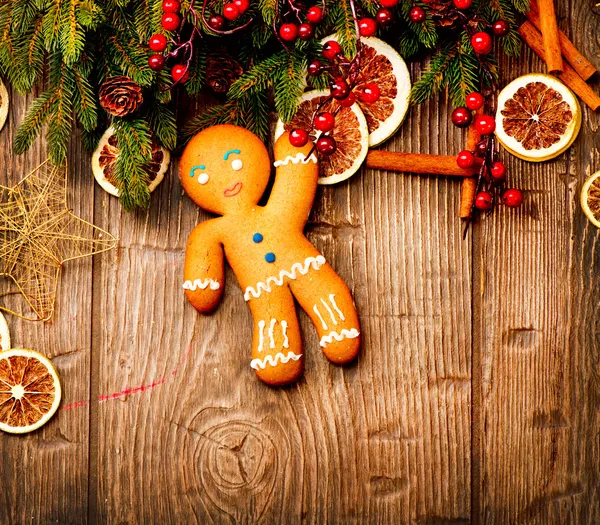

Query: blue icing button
[265,252,276,263]
[253,233,263,243]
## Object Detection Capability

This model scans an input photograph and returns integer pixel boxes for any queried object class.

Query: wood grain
[0,3,598,523]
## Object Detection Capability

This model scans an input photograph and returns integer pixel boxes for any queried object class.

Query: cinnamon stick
[519,21,600,111]
[459,112,483,219]
[527,0,597,80]
[537,0,563,75]
[365,151,477,177]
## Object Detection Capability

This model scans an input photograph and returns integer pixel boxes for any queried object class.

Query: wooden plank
[0,90,92,522]
[475,2,600,522]
[90,78,471,521]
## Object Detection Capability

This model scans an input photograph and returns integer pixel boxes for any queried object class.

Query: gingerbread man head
[179,125,272,215]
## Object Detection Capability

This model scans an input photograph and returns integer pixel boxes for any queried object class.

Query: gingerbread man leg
[247,286,304,385]
[288,263,360,364]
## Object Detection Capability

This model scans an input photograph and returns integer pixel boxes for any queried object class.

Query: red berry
[149,34,168,52]
[161,12,180,31]
[376,8,394,26]
[316,135,337,156]
[234,0,250,13]
[289,129,309,147]
[465,92,484,111]
[475,191,494,211]
[471,32,493,55]
[314,112,335,132]
[475,114,496,135]
[451,107,473,128]
[359,82,381,103]
[339,91,356,107]
[308,60,323,76]
[379,0,399,6]
[502,188,523,208]
[475,140,488,157]
[453,0,472,9]
[492,19,510,37]
[456,150,475,169]
[208,14,226,30]
[171,64,189,83]
[148,54,165,71]
[409,6,426,23]
[358,18,377,37]
[323,40,342,60]
[279,23,298,42]
[223,3,240,20]
[162,0,180,13]
[306,6,323,23]
[298,23,314,40]
[330,77,350,100]
[490,161,506,181]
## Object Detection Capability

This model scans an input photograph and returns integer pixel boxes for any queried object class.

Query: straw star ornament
[0,161,116,321]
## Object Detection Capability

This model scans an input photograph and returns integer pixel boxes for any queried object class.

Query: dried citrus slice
[0,349,61,434]
[275,90,369,185]
[581,171,600,228]
[0,80,9,132]
[0,313,10,351]
[92,126,170,196]
[321,35,411,147]
[495,73,581,162]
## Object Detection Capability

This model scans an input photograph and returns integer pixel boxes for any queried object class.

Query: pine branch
[228,50,289,100]
[273,48,307,123]
[410,43,458,105]
[13,91,56,154]
[148,102,177,151]
[328,0,358,58]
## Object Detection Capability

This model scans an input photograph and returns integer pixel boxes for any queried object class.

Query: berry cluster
[408,0,510,56]
[277,6,323,43]
[355,0,398,38]
[290,40,381,156]
[453,91,523,213]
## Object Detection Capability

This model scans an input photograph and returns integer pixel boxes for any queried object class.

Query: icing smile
[223,181,243,197]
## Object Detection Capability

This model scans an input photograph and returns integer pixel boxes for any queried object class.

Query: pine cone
[99,76,143,117]
[206,53,243,93]
[428,0,459,27]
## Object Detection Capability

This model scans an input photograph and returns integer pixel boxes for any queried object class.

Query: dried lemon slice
[0,80,9,132]
[0,349,61,434]
[92,126,170,197]
[581,171,600,228]
[495,73,581,162]
[275,90,369,185]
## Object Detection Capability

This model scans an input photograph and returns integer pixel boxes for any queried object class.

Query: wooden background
[1,2,599,523]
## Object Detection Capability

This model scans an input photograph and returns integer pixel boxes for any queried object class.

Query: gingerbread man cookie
[180,124,360,385]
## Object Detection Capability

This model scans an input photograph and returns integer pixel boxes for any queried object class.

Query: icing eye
[198,173,209,185]
[231,159,243,171]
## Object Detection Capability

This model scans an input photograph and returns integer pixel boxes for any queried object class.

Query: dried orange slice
[581,171,600,228]
[0,313,10,351]
[0,349,61,434]
[275,90,369,185]
[496,74,581,162]
[0,80,9,132]
[320,35,411,146]
[92,126,170,197]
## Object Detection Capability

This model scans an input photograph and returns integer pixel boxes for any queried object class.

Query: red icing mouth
[223,181,243,197]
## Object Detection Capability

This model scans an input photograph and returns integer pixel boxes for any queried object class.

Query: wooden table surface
[1,3,599,524]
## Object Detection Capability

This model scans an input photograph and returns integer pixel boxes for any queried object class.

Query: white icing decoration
[319,328,360,348]
[231,159,243,171]
[313,304,328,331]
[268,318,276,349]
[198,173,209,185]
[273,152,318,167]
[281,321,289,349]
[182,278,220,291]
[258,320,266,352]
[250,352,302,370]
[329,294,345,321]
[321,298,337,326]
[244,255,326,301]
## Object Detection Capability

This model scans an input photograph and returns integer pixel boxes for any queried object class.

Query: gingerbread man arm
[268,132,319,228]
[183,221,225,313]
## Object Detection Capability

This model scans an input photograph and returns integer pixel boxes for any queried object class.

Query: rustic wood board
[0,3,598,523]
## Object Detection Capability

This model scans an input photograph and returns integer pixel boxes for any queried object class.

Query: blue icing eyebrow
[224,149,241,160]
[190,165,205,176]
